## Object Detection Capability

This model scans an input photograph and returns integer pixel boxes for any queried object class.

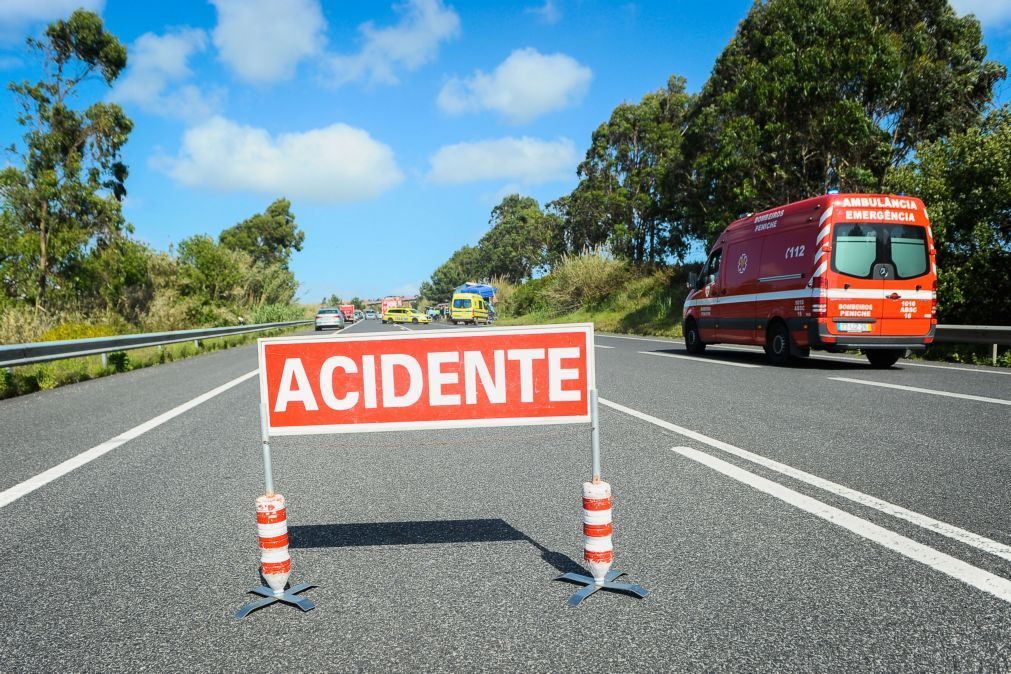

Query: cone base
[234,582,317,619]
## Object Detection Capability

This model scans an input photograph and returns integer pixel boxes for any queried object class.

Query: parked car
[314,308,345,331]
[365,310,376,320]
[383,307,432,324]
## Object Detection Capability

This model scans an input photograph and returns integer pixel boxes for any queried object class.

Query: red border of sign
[257,323,596,436]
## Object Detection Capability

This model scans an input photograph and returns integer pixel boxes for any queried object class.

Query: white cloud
[437,48,591,124]
[111,29,221,121]
[158,116,404,204]
[526,0,561,25]
[326,0,460,86]
[427,137,577,185]
[211,0,326,84]
[0,0,104,42]
[950,1,1011,27]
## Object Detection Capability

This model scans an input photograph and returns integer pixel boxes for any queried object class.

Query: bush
[507,276,554,317]
[250,303,306,323]
[107,351,130,372]
[0,306,57,344]
[40,322,119,342]
[545,250,630,313]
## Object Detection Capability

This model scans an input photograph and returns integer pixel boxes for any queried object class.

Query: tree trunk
[36,211,48,310]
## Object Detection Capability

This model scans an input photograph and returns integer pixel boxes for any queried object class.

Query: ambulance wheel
[766,321,792,365]
[684,319,706,354]
[412,318,419,324]
[865,349,903,369]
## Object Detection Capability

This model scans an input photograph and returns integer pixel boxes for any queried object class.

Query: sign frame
[257,322,596,437]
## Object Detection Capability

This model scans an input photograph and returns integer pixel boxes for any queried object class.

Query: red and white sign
[258,324,595,435]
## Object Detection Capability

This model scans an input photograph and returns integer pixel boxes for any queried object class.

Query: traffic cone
[256,493,290,594]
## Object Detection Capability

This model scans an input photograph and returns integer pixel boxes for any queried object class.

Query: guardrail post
[194,339,201,349]
[101,353,108,368]
[994,344,998,367]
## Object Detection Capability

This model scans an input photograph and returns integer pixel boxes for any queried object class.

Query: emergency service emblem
[737,253,748,274]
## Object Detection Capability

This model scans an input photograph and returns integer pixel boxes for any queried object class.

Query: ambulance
[683,193,937,368]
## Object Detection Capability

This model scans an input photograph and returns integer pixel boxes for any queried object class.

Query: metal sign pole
[590,389,601,482]
[259,403,275,495]
[555,387,649,606]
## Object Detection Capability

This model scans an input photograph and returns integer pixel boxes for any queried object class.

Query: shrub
[0,306,57,344]
[545,250,629,313]
[107,352,130,372]
[40,322,119,342]
[250,303,306,324]
[507,276,554,316]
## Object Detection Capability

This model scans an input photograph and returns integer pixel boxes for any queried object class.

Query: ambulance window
[832,224,877,278]
[453,298,471,308]
[702,249,722,285]
[888,226,928,279]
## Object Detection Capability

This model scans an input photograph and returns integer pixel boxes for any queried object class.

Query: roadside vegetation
[0,12,312,396]
[419,1,1010,365]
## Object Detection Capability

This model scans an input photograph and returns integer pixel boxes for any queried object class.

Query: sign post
[235,323,647,617]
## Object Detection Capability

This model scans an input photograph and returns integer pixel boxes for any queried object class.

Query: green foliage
[219,198,304,268]
[251,303,306,323]
[888,106,1011,324]
[0,9,132,310]
[107,351,129,372]
[545,250,630,313]
[422,244,487,302]
[480,195,552,281]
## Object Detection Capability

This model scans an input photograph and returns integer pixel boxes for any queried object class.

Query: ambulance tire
[684,320,706,354]
[766,321,792,365]
[865,349,903,369]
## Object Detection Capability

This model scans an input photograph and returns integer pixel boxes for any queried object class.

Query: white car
[314,308,346,331]
[365,310,377,320]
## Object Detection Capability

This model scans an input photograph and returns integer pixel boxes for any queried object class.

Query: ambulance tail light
[811,276,828,315]
[930,280,938,324]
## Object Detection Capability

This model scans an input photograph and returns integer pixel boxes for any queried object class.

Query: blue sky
[2,1,1010,302]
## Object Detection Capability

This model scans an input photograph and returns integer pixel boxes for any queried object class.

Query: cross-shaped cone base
[555,570,649,607]
[234,582,317,619]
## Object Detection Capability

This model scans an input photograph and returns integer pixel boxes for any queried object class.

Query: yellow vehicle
[383,307,431,324]
[451,292,490,325]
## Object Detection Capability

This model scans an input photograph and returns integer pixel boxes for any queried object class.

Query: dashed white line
[595,345,615,349]
[638,350,760,368]
[829,377,1011,406]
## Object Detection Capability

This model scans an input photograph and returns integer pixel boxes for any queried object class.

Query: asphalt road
[2,319,1010,671]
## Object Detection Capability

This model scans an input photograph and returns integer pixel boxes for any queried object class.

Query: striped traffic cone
[256,493,291,593]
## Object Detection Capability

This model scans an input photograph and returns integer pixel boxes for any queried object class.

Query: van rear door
[828,223,933,337]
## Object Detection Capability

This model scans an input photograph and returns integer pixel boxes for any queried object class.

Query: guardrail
[934,325,1010,365]
[0,320,311,368]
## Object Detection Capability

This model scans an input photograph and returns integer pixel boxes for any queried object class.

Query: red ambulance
[683,193,937,367]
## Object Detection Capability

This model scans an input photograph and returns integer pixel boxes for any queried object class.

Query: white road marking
[829,377,1011,406]
[595,345,615,349]
[599,333,1011,375]
[638,350,760,368]
[598,397,1011,564]
[0,369,259,509]
[669,445,1011,605]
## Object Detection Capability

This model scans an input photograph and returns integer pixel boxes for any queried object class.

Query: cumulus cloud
[526,0,561,25]
[427,137,577,185]
[437,48,591,124]
[211,0,326,84]
[950,1,1011,27]
[111,29,221,121]
[158,116,404,204]
[325,0,460,86]
[0,0,104,42]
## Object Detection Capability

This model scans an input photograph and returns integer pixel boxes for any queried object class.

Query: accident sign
[258,324,594,435]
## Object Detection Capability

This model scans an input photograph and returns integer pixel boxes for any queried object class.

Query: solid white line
[829,377,1011,406]
[669,445,1011,605]
[638,350,760,368]
[595,345,615,349]
[597,397,1011,564]
[599,333,1010,375]
[0,370,259,509]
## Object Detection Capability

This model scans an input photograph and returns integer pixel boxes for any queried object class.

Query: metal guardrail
[933,325,1011,346]
[0,320,312,368]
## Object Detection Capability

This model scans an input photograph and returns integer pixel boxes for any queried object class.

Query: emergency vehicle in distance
[683,193,937,368]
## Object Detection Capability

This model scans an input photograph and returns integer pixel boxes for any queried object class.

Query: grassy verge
[0,325,304,400]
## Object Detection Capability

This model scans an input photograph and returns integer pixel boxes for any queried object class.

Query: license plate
[837,322,871,333]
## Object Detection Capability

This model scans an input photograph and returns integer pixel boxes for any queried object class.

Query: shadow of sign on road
[289,518,585,576]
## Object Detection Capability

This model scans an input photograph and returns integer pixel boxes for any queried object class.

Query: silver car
[314,308,345,331]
